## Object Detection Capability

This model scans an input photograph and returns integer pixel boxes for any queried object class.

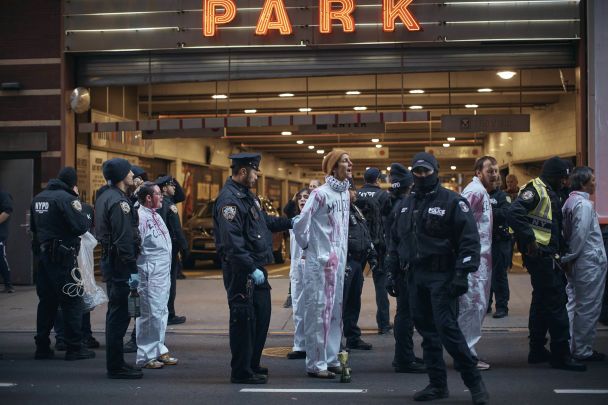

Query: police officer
[387,153,489,404]
[343,179,377,351]
[488,177,512,319]
[155,176,188,325]
[31,167,95,361]
[507,156,585,371]
[356,168,392,335]
[384,163,425,374]
[213,153,293,384]
[95,158,143,379]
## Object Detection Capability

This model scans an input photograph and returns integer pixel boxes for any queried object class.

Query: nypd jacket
[348,203,376,260]
[157,194,188,255]
[387,183,480,274]
[489,188,511,242]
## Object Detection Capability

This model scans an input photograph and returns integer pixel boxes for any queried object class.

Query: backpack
[355,190,384,250]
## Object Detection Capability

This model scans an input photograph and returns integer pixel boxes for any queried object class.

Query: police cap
[229,153,261,171]
[154,175,174,187]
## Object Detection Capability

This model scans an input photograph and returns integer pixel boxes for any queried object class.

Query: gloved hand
[368,258,379,273]
[251,268,265,285]
[128,273,140,289]
[448,270,469,298]
[385,272,399,297]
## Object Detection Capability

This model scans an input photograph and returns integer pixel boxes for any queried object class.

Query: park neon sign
[203,0,421,37]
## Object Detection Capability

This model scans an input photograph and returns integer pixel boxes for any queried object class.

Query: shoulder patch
[521,190,534,201]
[71,200,82,212]
[170,204,178,214]
[506,196,512,203]
[119,201,131,214]
[459,200,470,213]
[222,205,237,221]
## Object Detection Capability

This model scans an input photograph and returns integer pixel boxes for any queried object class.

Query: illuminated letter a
[256,0,293,35]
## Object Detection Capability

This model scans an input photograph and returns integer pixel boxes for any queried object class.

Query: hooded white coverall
[562,191,607,359]
[136,205,173,366]
[289,229,306,352]
[292,177,350,373]
[459,176,493,357]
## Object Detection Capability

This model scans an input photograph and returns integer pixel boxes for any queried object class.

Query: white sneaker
[476,359,491,371]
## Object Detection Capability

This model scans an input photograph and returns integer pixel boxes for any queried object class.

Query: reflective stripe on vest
[521,178,552,246]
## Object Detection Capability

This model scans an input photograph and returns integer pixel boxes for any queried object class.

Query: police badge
[170,204,178,214]
[222,205,237,221]
[71,199,82,212]
[120,201,131,214]
[521,190,534,201]
[459,201,470,213]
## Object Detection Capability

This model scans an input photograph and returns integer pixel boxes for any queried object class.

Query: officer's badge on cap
[222,205,237,221]
[71,200,82,212]
[170,204,178,214]
[229,153,261,171]
[459,201,470,213]
[119,201,131,214]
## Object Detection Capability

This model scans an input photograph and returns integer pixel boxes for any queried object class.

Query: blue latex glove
[291,215,300,227]
[128,273,140,289]
[251,269,265,285]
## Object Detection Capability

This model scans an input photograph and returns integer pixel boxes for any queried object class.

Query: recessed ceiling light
[353,106,367,111]
[308,145,315,149]
[443,143,451,147]
[408,166,412,170]
[279,93,294,97]
[244,109,257,114]
[281,131,292,136]
[451,165,457,170]
[371,138,380,143]
[299,107,312,112]
[499,143,504,146]
[211,94,227,99]
[376,144,382,148]
[409,89,425,94]
[381,170,387,175]
[465,104,479,108]
[386,166,391,171]
[296,140,304,144]
[366,166,370,170]
[497,71,517,80]
[346,90,361,95]
[447,137,456,141]
[478,88,493,93]
[409,105,423,110]
[316,149,325,154]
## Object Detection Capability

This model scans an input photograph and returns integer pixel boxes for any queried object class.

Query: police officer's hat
[229,153,261,171]
[411,152,439,172]
[102,158,132,185]
[154,175,174,187]
[131,166,148,181]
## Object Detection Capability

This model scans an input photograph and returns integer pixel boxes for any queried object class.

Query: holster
[42,239,77,267]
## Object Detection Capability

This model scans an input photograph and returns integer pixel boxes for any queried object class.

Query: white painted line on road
[240,388,366,393]
[554,389,608,394]
[0,383,17,387]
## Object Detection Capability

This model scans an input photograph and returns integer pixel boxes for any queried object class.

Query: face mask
[414,172,438,193]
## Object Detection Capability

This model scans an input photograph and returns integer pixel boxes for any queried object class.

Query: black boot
[65,348,96,361]
[413,384,449,401]
[550,355,587,372]
[470,380,490,405]
[528,347,551,364]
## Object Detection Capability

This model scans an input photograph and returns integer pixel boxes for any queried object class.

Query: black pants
[489,239,511,312]
[0,241,12,287]
[343,257,365,344]
[409,269,480,389]
[105,278,131,371]
[393,274,417,365]
[54,309,93,343]
[372,255,391,330]
[168,250,179,318]
[524,255,570,356]
[35,252,83,352]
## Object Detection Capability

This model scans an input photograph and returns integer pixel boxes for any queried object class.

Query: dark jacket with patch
[348,204,376,260]
[157,194,188,255]
[489,188,511,242]
[213,178,292,293]
[30,179,90,247]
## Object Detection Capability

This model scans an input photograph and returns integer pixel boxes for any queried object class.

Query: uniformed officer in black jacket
[31,167,95,361]
[94,158,143,379]
[384,163,425,374]
[213,153,293,384]
[387,153,489,404]
[507,156,585,372]
[155,176,188,325]
[487,181,512,319]
[343,179,377,351]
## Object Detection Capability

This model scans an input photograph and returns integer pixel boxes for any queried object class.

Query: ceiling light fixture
[376,144,382,148]
[408,166,412,170]
[409,105,423,110]
[299,107,312,112]
[465,104,479,108]
[211,94,227,99]
[308,145,315,150]
[296,140,304,144]
[366,166,370,170]
[497,71,517,80]
[316,149,325,154]
[346,90,361,95]
[371,138,379,143]
[386,166,391,171]
[281,131,292,136]
[451,165,457,170]
[279,92,294,97]
[447,137,456,141]
[478,88,493,93]
[353,106,367,111]
[244,109,257,114]
[409,89,425,94]
[443,143,451,147]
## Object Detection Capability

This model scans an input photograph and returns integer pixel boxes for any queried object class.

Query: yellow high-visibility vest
[520,178,552,246]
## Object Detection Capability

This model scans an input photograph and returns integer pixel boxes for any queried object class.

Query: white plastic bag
[79,231,108,311]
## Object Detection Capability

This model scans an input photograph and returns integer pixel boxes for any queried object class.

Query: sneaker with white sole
[476,359,491,370]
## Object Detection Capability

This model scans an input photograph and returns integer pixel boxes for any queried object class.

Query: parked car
[182,196,287,268]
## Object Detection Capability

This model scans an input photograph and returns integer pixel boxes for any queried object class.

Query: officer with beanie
[386,152,489,404]
[31,167,94,361]
[94,158,143,379]
[355,167,392,336]
[384,163,425,374]
[508,156,585,371]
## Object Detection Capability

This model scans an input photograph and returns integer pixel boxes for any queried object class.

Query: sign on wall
[441,115,530,133]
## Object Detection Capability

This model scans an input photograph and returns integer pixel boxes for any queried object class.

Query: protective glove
[448,270,469,298]
[251,268,265,285]
[385,272,399,297]
[368,258,379,273]
[291,215,300,227]
[128,273,140,289]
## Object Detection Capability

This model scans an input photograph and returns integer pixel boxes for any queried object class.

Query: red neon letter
[256,0,293,35]
[383,0,420,32]
[319,0,355,34]
[203,0,237,37]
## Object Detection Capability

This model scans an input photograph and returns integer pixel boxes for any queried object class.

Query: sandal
[307,370,336,379]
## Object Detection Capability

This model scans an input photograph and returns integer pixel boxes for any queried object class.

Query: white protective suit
[459,176,493,357]
[136,205,173,366]
[292,176,350,373]
[289,229,306,352]
[562,191,608,359]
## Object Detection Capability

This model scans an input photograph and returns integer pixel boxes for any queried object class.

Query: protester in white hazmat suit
[561,167,607,361]
[135,182,178,369]
[287,188,311,360]
[459,156,497,370]
[293,149,352,379]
